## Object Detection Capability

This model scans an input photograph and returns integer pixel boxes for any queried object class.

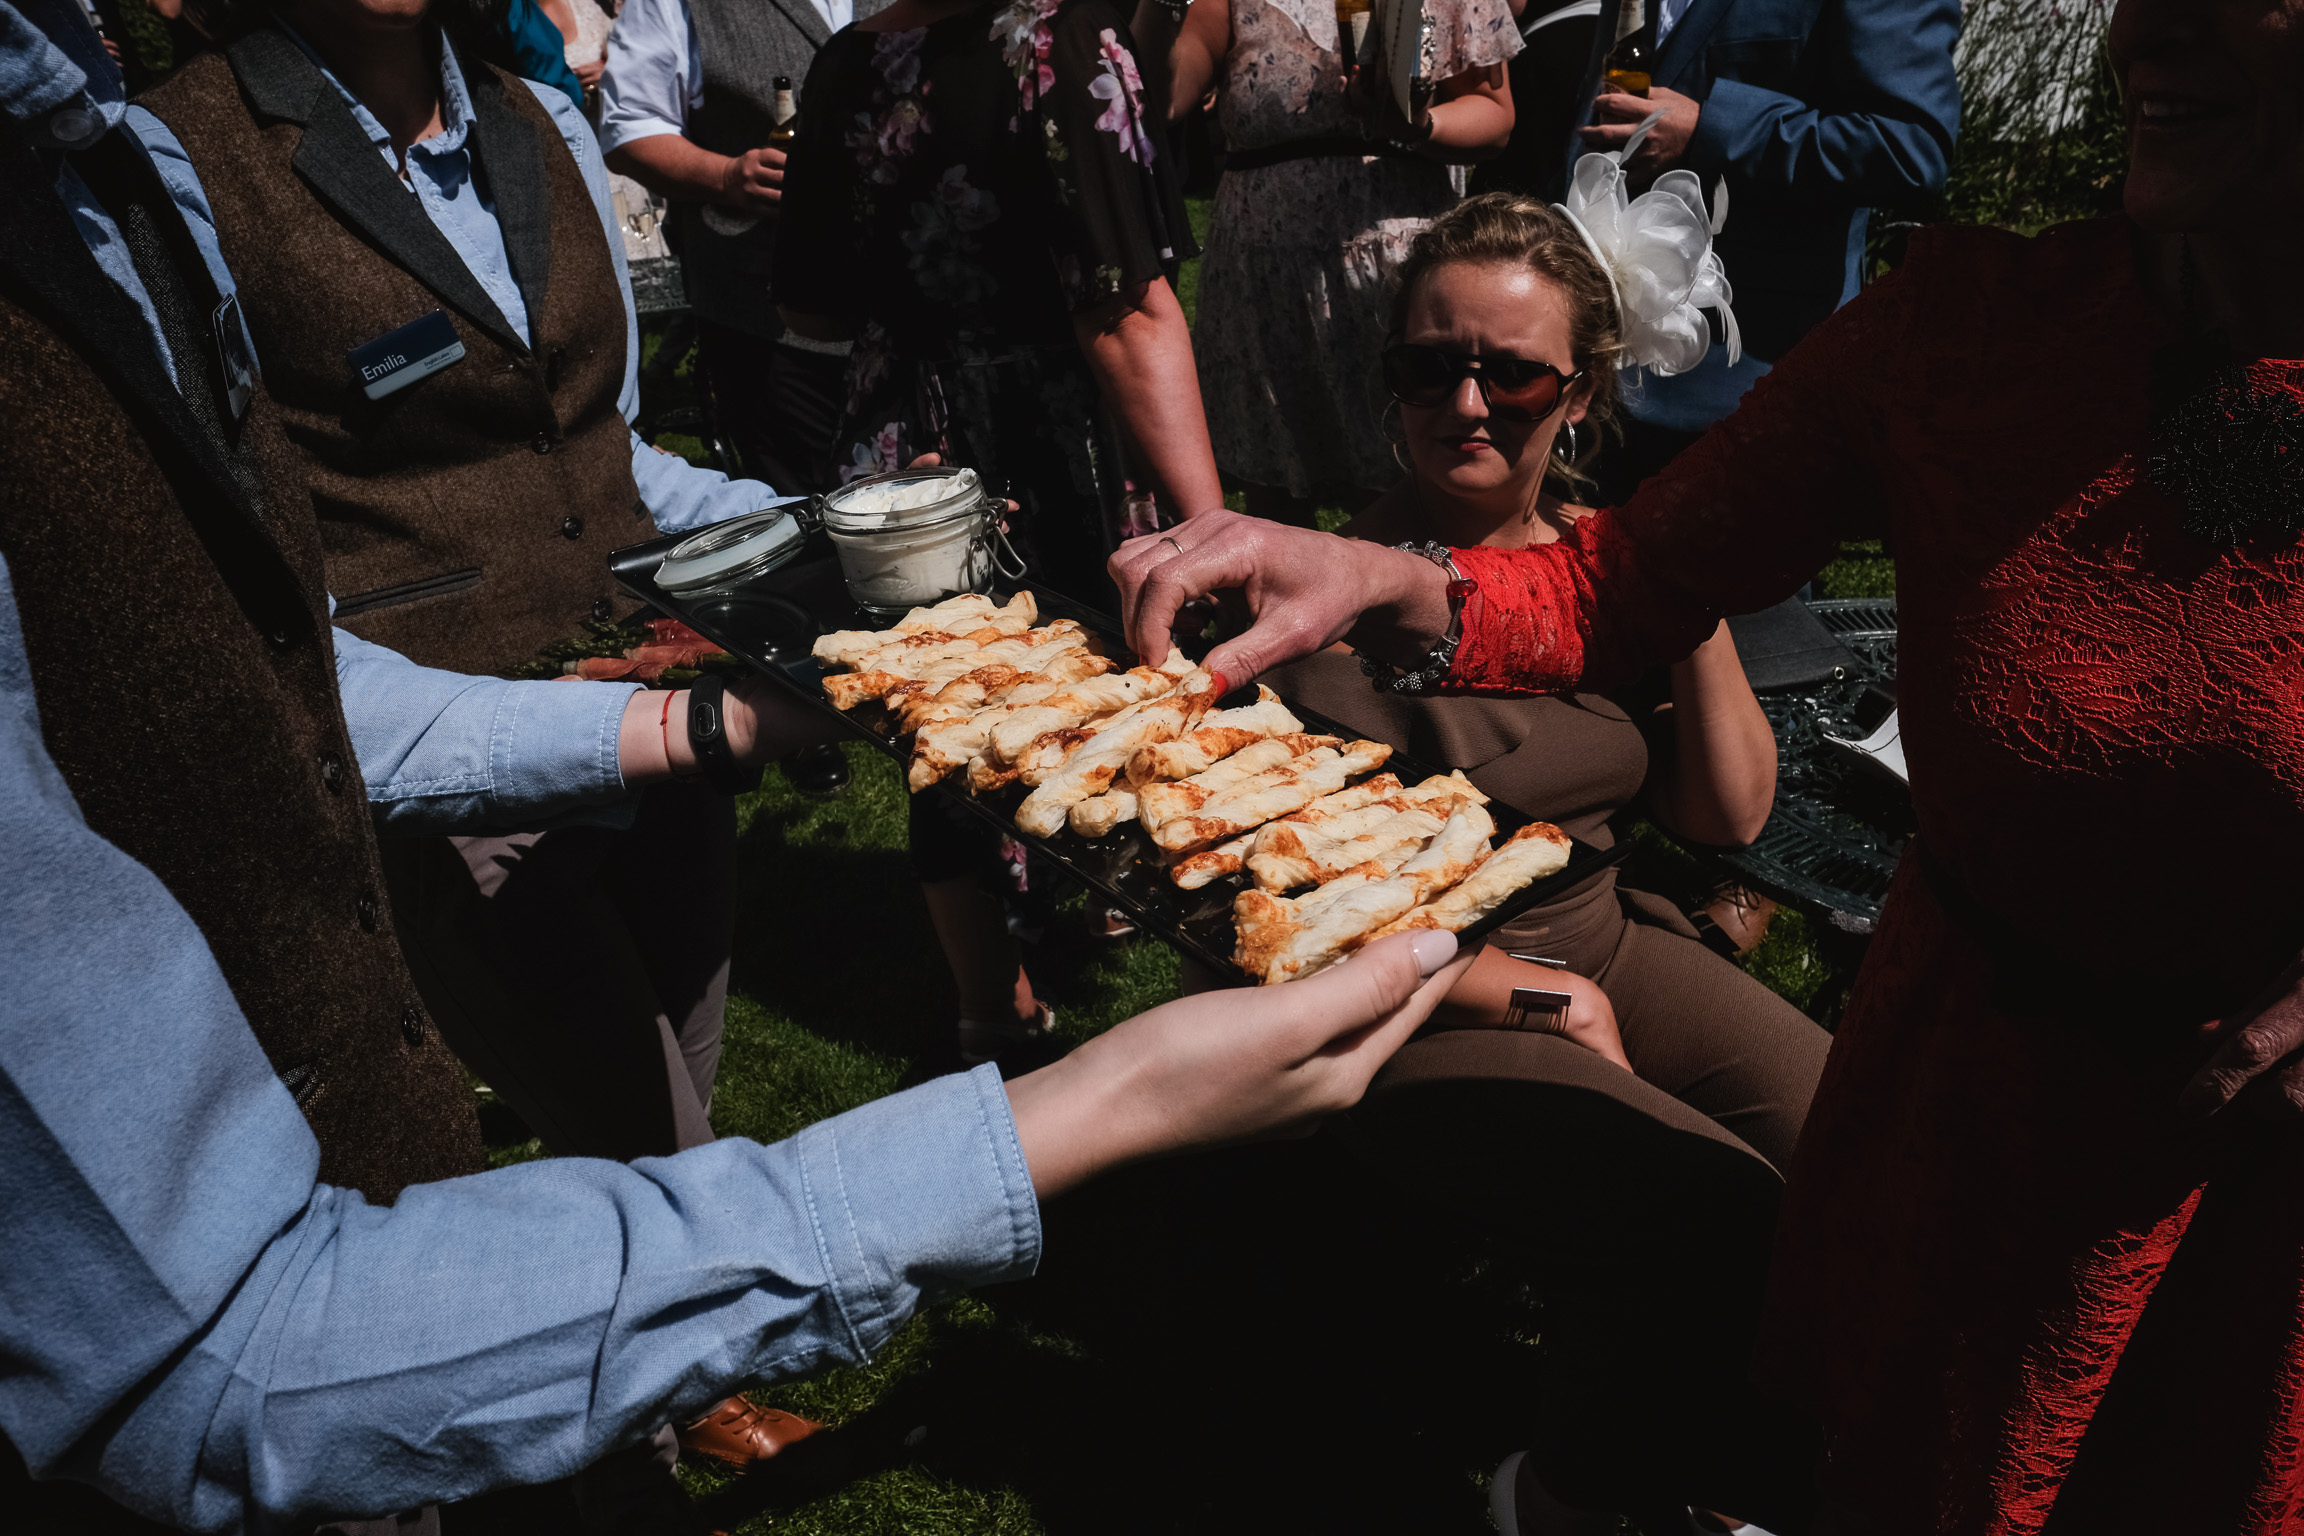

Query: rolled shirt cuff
[796,1063,1043,1354]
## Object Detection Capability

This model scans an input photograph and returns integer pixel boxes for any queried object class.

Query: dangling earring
[1555,419,1579,464]
[1383,400,1413,474]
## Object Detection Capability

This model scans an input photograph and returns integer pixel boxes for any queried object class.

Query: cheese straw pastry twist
[1142,741,1394,853]
[1233,799,1494,984]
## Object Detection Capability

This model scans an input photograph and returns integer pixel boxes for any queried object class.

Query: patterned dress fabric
[776,0,1192,600]
[1193,0,1518,498]
[1443,218,2304,1533]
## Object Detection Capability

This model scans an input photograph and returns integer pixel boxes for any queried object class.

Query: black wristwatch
[686,672,763,794]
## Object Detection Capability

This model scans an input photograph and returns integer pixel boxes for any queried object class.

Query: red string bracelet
[658,689,688,777]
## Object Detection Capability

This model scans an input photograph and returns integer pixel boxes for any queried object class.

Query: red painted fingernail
[1208,669,1229,698]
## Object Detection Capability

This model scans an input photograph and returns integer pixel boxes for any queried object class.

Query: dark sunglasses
[1381,344,1582,423]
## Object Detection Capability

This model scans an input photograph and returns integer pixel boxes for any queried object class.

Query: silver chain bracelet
[1357,541,1476,694]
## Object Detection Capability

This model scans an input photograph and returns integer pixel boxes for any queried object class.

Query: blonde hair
[1389,192,1625,495]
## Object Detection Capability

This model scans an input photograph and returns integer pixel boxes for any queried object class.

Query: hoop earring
[1383,399,1413,474]
[1555,419,1579,464]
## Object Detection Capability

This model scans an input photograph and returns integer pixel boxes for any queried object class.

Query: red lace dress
[1445,218,2304,1533]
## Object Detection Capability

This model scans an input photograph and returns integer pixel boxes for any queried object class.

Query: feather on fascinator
[1554,110,1741,377]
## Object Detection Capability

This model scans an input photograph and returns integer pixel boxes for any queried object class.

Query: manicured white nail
[1410,931,1458,977]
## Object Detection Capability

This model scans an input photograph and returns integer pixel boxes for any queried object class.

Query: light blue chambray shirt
[141,21,767,537]
[0,10,1043,1529]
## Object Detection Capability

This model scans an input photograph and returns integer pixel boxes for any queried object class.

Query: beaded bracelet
[1357,541,1477,694]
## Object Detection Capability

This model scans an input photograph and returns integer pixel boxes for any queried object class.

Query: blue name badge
[348,309,465,401]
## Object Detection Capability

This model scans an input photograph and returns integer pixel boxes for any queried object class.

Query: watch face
[690,698,723,744]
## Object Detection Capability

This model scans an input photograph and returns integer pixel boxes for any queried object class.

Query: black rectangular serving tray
[611,537,1622,985]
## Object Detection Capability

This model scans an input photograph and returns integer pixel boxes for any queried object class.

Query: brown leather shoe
[676,1397,822,1471]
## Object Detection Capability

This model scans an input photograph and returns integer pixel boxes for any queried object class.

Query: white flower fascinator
[1554,109,1740,378]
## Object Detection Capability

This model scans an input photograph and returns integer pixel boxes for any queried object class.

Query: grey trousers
[382,779,736,1161]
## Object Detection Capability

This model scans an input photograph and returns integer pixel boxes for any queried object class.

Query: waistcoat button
[356,890,378,932]
[561,515,585,539]
[318,749,346,793]
[592,597,615,621]
[532,433,554,455]
[401,1005,427,1047]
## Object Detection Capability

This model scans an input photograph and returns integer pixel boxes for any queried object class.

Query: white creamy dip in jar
[820,467,1011,616]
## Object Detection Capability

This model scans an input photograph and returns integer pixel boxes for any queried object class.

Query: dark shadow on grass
[727,796,957,1063]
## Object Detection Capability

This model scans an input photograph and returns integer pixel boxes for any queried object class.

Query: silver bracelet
[1357,541,1475,694]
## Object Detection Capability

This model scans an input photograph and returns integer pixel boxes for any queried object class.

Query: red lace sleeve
[1445,236,1933,694]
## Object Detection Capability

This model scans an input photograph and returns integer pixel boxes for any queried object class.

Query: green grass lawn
[557,216,1897,1534]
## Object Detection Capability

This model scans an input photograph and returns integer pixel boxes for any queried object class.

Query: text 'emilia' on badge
[348,309,465,401]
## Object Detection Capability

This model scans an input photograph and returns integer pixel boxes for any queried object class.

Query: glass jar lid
[654,501,808,597]
[819,466,986,536]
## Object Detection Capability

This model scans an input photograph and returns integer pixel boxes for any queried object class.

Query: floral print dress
[775,0,1193,603]
[1195,0,1519,497]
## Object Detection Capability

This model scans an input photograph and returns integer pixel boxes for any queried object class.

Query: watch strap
[686,672,764,795]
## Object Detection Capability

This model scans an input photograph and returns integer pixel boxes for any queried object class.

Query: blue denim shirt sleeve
[332,623,645,834]
[1,557,1041,1535]
[519,80,773,534]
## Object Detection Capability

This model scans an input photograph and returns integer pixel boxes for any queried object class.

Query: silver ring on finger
[1159,535,1184,556]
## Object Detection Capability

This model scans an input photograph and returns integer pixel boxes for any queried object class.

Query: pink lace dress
[1442,218,2304,1533]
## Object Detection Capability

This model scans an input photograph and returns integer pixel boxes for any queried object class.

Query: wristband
[686,673,764,794]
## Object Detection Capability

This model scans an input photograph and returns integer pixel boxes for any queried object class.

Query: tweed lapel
[1653,0,1736,87]
[227,26,527,354]
[461,52,553,348]
[766,0,833,51]
[0,137,308,625]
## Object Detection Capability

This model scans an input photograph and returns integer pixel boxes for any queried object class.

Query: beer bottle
[1602,0,1652,97]
[1335,0,1371,71]
[768,75,798,145]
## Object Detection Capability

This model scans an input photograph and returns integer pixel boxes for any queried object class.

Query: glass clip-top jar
[819,466,1026,619]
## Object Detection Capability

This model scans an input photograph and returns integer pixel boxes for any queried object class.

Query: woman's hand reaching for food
[1110,510,1454,691]
[2181,952,2304,1119]
[1006,930,1476,1198]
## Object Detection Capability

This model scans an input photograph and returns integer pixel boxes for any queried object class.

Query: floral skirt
[1194,156,1462,498]
[835,329,1128,608]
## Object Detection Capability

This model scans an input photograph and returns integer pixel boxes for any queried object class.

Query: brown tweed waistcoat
[0,157,481,1206]
[144,29,648,677]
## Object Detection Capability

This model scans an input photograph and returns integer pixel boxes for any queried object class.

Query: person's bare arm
[1429,946,1631,1069]
[1643,621,1777,847]
[1353,52,1514,161]
[616,677,842,784]
[607,132,785,211]
[1421,62,1514,158]
[1008,930,1472,1196]
[1141,0,1228,121]
[1073,278,1225,517]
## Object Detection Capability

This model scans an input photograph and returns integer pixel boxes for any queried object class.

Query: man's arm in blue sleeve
[332,620,644,834]
[1,558,1040,1536]
[1684,0,1961,205]
[522,80,777,534]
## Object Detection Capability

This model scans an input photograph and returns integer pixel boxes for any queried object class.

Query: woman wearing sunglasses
[1261,193,1830,1527]
[1270,191,1825,1157]
[1253,192,1824,1536]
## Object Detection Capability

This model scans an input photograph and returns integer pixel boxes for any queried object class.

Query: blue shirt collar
[274,19,477,164]
[0,0,124,149]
